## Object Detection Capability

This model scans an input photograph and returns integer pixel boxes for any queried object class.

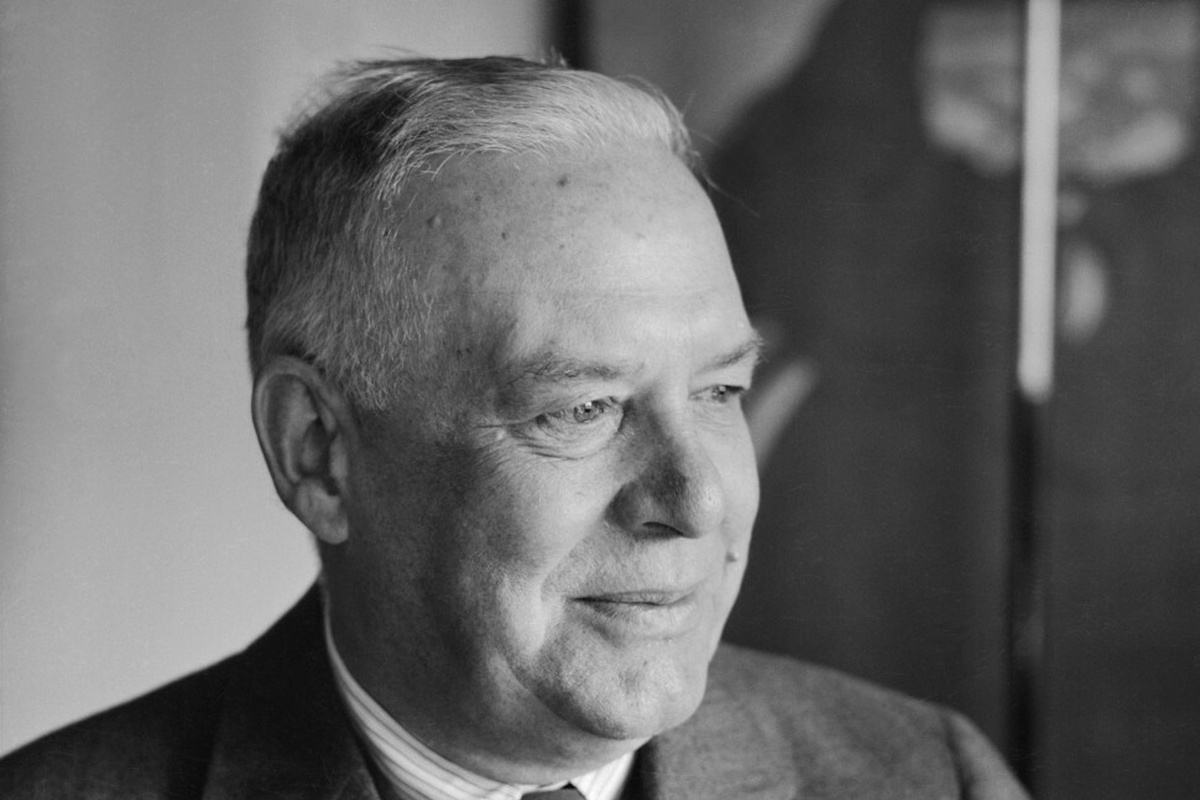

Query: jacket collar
[201,586,380,800]
[640,649,798,800]
[199,587,796,800]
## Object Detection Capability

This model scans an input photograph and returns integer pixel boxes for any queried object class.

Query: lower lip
[575,594,702,638]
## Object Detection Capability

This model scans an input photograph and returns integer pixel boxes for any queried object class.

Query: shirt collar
[322,605,634,800]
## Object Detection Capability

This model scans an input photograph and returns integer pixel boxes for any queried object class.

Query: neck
[322,584,646,785]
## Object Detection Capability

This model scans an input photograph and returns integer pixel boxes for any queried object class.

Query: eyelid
[502,394,625,460]
[693,383,747,401]
[524,394,625,437]
[693,361,756,396]
[542,396,621,424]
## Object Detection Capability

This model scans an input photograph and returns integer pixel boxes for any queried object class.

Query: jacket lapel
[639,649,797,800]
[201,587,381,800]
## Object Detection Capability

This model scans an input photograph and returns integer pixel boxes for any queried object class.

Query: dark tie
[521,788,585,800]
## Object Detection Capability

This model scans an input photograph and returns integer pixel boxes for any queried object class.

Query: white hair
[246,56,698,411]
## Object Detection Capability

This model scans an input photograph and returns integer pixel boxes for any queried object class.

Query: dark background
[588,2,1200,797]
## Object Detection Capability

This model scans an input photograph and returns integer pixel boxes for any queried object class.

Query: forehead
[398,146,751,375]
[405,146,727,286]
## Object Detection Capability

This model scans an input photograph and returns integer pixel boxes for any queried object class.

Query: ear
[252,357,357,545]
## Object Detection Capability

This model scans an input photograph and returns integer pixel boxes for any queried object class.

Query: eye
[699,385,746,404]
[539,397,618,427]
[529,397,624,449]
[692,384,749,425]
[563,399,611,424]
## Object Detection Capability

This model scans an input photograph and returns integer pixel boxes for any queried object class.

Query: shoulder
[708,644,950,759]
[0,655,238,800]
[711,643,945,729]
[703,644,1029,798]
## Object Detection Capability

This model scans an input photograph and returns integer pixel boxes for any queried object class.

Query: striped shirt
[323,613,634,800]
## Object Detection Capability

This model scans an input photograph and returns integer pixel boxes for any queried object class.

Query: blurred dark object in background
[696,0,1200,797]
[712,0,1015,766]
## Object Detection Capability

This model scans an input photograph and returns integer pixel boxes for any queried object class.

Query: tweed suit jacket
[0,588,1029,799]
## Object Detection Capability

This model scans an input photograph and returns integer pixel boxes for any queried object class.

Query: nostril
[608,416,729,539]
[611,452,725,540]
[642,520,686,539]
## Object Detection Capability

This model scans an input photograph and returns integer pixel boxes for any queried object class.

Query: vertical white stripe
[1018,0,1063,402]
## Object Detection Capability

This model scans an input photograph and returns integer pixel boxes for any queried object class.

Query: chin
[583,694,704,743]
[544,650,712,742]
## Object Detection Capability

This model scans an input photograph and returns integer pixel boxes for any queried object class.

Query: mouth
[580,589,693,606]
[573,588,703,637]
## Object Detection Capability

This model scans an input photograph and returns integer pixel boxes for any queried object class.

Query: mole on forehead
[406,171,595,226]
[420,146,676,197]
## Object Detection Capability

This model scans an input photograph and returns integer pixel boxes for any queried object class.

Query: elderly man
[0,57,1027,799]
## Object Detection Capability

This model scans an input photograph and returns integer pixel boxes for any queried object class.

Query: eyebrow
[504,331,765,389]
[507,354,636,386]
[705,332,765,373]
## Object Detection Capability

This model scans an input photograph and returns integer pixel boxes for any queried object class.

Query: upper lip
[577,588,695,606]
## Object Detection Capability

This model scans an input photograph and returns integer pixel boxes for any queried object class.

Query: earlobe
[251,357,355,545]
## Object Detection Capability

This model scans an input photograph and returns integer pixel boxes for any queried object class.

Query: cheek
[712,426,761,530]
[715,433,757,548]
[435,454,622,663]
[733,443,761,525]
[451,444,620,584]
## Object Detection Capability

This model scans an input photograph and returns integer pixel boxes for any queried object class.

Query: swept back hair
[245,55,698,411]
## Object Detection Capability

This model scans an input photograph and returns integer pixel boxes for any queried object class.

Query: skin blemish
[425,214,442,229]
[557,174,570,188]
[501,230,509,240]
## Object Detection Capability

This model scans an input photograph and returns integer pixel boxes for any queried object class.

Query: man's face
[329,144,759,776]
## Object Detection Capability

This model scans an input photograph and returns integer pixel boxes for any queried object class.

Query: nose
[611,417,727,539]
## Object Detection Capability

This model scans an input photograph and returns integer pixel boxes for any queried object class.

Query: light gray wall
[0,0,546,755]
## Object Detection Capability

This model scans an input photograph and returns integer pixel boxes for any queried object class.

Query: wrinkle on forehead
[397,147,720,290]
